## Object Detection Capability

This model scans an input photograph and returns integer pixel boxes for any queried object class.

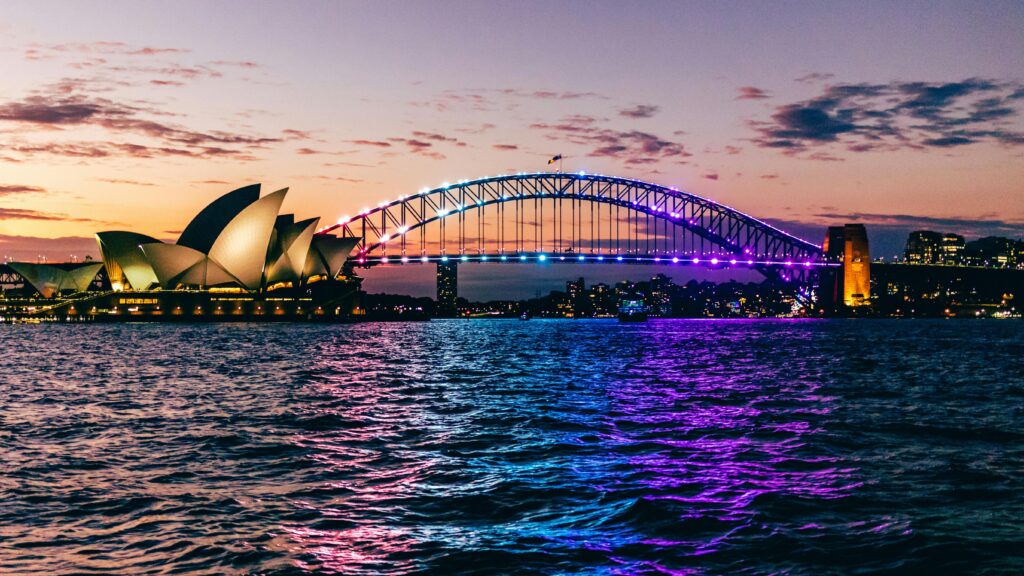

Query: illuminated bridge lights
[330,173,824,278]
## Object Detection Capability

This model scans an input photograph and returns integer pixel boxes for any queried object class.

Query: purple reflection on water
[275,320,891,574]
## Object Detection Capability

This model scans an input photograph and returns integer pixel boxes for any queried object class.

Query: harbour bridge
[321,172,836,288]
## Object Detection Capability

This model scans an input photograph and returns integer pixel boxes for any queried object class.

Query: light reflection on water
[2,319,1023,574]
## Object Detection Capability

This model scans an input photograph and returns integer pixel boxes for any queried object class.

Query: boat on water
[618,294,648,322]
[519,311,531,320]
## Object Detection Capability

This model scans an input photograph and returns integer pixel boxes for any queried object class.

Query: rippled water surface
[2,319,1023,575]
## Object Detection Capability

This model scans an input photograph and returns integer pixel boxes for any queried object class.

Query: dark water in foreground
[1,320,1023,575]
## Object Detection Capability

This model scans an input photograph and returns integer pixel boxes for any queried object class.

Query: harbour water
[1,320,1022,574]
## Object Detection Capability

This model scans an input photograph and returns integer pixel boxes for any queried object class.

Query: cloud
[813,211,1024,235]
[411,130,463,144]
[795,72,835,84]
[618,104,660,118]
[703,172,719,181]
[349,139,392,148]
[530,115,691,165]
[96,178,154,186]
[413,88,606,113]
[26,41,190,59]
[283,128,314,140]
[750,78,1024,156]
[492,144,519,151]
[760,173,780,179]
[209,60,261,69]
[0,234,101,261]
[388,137,445,159]
[0,184,46,196]
[0,207,103,223]
[736,86,771,100]
[0,86,285,161]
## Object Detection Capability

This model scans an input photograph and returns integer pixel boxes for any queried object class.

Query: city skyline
[2,1,1023,298]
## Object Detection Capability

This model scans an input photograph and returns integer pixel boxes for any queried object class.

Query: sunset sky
[2,1,1023,297]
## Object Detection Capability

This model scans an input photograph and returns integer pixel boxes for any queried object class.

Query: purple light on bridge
[380,256,389,263]
[710,258,719,265]
[672,257,679,263]
[616,256,624,261]
[692,258,700,264]
[401,256,409,263]
[420,256,429,263]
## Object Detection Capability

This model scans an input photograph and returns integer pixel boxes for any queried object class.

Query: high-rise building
[566,277,585,317]
[436,261,458,317]
[905,230,943,264]
[649,273,674,316]
[940,234,966,265]
[965,237,1018,268]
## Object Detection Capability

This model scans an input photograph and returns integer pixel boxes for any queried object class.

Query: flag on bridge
[548,154,563,165]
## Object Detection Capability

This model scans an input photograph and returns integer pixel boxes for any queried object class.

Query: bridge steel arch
[320,172,827,281]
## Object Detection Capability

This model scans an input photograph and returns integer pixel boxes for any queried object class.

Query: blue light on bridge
[461,255,469,262]
[441,256,449,263]
[538,254,547,262]
[501,255,508,261]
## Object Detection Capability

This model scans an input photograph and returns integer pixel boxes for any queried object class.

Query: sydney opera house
[0,185,361,321]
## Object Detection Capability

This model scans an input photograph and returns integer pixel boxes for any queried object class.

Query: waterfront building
[3,184,362,320]
[940,234,966,265]
[964,236,1020,268]
[6,262,104,299]
[905,231,943,264]
[436,261,458,317]
[566,277,585,317]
